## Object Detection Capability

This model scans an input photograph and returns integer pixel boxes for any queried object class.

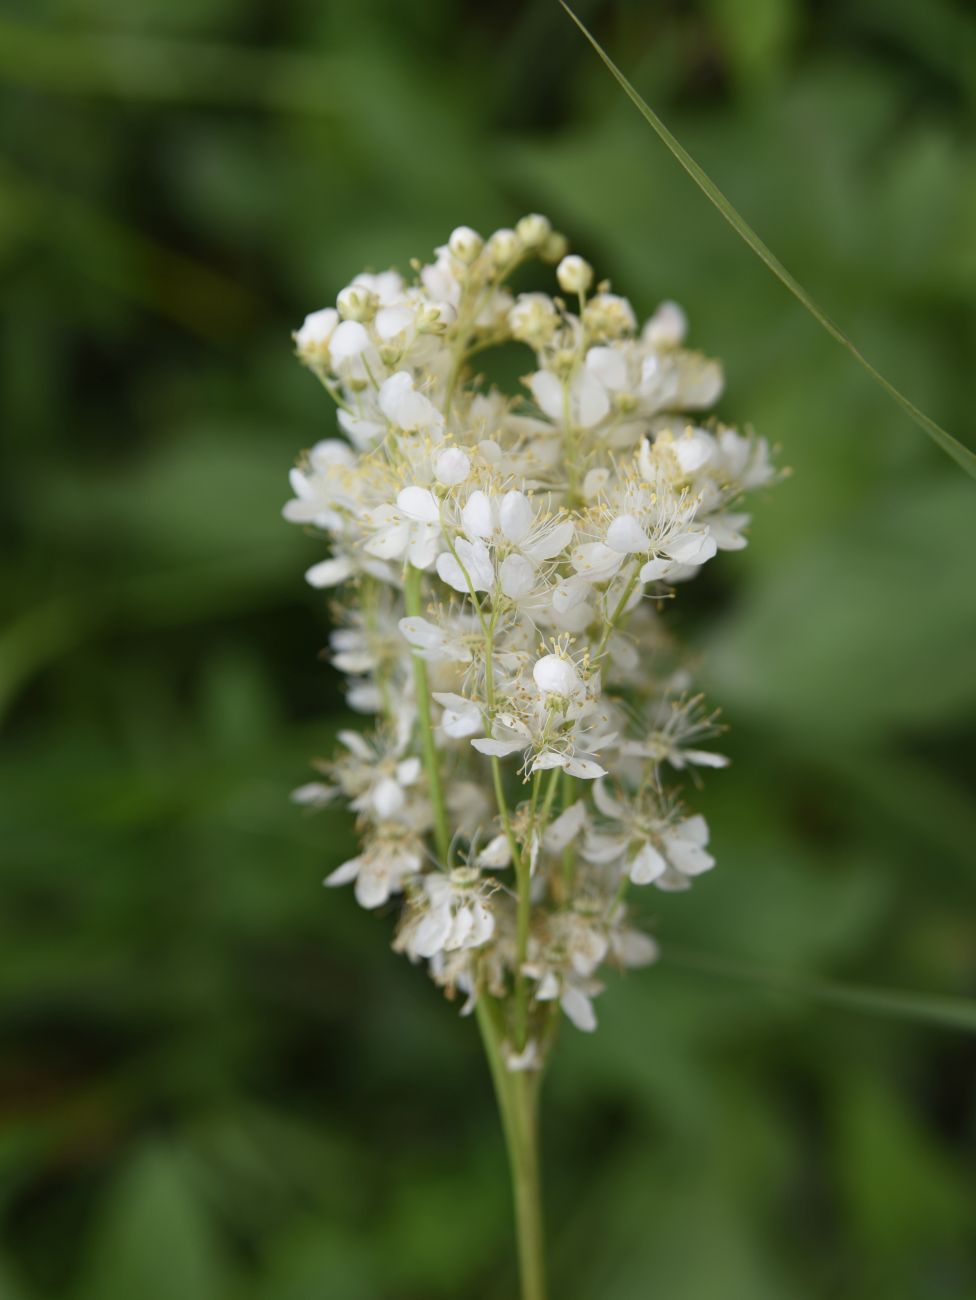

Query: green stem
[561,770,577,894]
[403,564,450,865]
[594,560,641,660]
[476,999,547,1300]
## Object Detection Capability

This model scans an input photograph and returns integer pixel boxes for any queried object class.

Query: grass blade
[666,946,976,1034]
[557,1,976,481]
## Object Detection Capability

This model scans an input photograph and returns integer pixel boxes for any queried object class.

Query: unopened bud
[540,231,569,264]
[556,255,593,296]
[515,213,552,248]
[486,228,522,266]
[448,225,484,264]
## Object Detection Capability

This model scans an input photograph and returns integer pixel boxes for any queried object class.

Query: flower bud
[434,447,472,486]
[337,285,378,322]
[540,231,569,264]
[533,653,583,698]
[448,225,484,264]
[515,213,552,248]
[556,255,593,296]
[486,227,521,266]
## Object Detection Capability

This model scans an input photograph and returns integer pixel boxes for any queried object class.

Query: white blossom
[284,217,780,1051]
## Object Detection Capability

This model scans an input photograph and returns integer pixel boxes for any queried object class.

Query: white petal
[407,528,439,570]
[374,305,414,339]
[680,749,729,769]
[592,780,626,819]
[643,300,687,348]
[324,856,361,887]
[573,369,611,427]
[616,928,659,967]
[446,905,474,950]
[365,522,410,560]
[551,577,591,614]
[372,777,405,820]
[328,319,370,362]
[455,538,494,592]
[500,553,536,599]
[436,552,470,594]
[639,557,674,583]
[544,801,586,852]
[399,616,443,651]
[526,518,574,561]
[585,345,628,391]
[472,737,524,757]
[664,531,718,566]
[396,486,440,523]
[396,757,421,784]
[573,542,625,581]
[561,987,597,1032]
[468,903,495,946]
[295,307,339,351]
[673,431,714,474]
[379,372,444,433]
[562,756,608,780]
[461,490,494,539]
[499,491,533,543]
[629,842,667,885]
[582,831,629,865]
[476,834,512,868]
[355,861,394,909]
[439,700,482,738]
[527,370,564,421]
[606,514,650,554]
[305,556,353,588]
[414,906,453,958]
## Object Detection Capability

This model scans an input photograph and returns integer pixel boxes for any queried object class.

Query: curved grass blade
[557,1,976,481]
[666,946,976,1034]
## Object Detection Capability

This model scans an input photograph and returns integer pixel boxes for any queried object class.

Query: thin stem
[513,830,533,1049]
[403,564,451,865]
[561,770,577,894]
[476,998,547,1300]
[594,560,641,660]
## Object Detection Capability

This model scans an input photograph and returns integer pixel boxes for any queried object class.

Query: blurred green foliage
[1,2,974,1298]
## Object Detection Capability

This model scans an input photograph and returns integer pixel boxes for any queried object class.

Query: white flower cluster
[285,217,778,1059]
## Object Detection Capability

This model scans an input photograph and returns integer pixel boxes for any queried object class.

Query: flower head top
[286,218,781,1054]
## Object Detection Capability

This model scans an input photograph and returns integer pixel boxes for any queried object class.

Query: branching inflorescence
[285,214,778,1070]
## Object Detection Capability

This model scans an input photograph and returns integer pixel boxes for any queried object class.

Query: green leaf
[666,946,976,1034]
[76,1144,229,1300]
[557,0,976,480]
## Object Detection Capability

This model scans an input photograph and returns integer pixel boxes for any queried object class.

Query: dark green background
[2,1,975,1297]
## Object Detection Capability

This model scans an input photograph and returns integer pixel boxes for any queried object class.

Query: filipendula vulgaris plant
[284,215,780,1300]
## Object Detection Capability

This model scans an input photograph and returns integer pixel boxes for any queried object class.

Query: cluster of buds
[286,218,779,1065]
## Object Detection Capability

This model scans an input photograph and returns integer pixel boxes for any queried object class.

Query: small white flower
[379,371,445,436]
[294,307,339,361]
[399,614,474,664]
[396,867,495,960]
